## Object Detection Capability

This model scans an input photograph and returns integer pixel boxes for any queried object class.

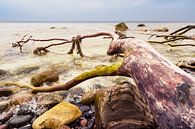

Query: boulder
[94,82,156,129]
[32,101,82,129]
[31,69,59,87]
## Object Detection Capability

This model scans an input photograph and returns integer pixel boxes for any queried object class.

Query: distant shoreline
[0,21,195,23]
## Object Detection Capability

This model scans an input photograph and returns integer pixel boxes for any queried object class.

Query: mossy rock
[32,101,82,129]
[114,22,128,32]
[31,69,59,87]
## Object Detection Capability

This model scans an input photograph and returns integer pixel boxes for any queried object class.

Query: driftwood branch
[0,62,124,93]
[147,25,195,47]
[13,32,119,57]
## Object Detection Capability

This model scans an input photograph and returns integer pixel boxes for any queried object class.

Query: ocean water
[0,22,194,88]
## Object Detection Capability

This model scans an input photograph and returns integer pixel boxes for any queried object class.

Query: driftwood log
[2,32,195,128]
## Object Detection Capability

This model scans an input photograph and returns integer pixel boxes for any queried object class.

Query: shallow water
[0,22,194,89]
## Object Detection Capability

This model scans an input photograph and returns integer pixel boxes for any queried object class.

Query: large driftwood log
[107,37,195,129]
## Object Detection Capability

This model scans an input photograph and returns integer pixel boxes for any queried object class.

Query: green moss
[75,62,123,81]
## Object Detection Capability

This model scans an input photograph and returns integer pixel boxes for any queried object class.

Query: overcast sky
[0,0,194,21]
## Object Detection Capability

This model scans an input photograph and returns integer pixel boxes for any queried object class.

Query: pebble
[69,87,84,96]
[0,109,13,123]
[0,88,13,97]
[0,124,9,129]
[18,124,32,129]
[80,119,87,127]
[8,115,32,128]
[79,105,90,113]
[58,125,71,129]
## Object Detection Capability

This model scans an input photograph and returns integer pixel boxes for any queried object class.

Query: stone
[81,90,95,105]
[15,65,39,75]
[8,115,32,128]
[0,124,9,129]
[32,101,82,129]
[18,124,32,129]
[10,93,34,105]
[0,69,9,77]
[57,125,71,129]
[0,88,14,97]
[114,22,128,32]
[0,86,20,97]
[36,93,63,106]
[0,109,13,123]
[80,105,90,113]
[80,119,88,127]
[137,23,146,27]
[94,82,156,129]
[0,100,10,113]
[69,87,84,96]
[31,69,59,87]
[153,27,169,32]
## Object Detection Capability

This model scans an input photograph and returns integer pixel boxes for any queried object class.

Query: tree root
[0,62,124,93]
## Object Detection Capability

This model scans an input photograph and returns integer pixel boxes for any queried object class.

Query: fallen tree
[2,32,195,128]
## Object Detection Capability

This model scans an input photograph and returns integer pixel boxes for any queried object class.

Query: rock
[0,124,9,129]
[0,69,9,78]
[15,65,39,75]
[8,115,32,128]
[17,105,34,115]
[32,101,82,129]
[0,100,10,113]
[10,93,34,105]
[94,82,156,129]
[31,69,59,87]
[114,22,128,32]
[18,124,32,129]
[80,119,88,127]
[50,27,56,29]
[81,90,95,105]
[57,125,71,129]
[79,105,90,113]
[87,119,95,129]
[0,88,13,97]
[153,27,169,32]
[36,93,63,106]
[0,109,13,123]
[69,87,84,96]
[137,23,146,27]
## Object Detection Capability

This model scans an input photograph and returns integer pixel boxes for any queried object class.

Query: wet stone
[0,100,10,113]
[80,119,88,127]
[0,124,9,129]
[18,124,32,129]
[69,87,84,96]
[79,105,90,113]
[8,115,32,128]
[0,88,13,97]
[0,109,13,123]
[57,125,71,129]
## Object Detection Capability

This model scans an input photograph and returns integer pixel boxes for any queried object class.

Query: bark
[107,38,195,129]
[95,82,157,129]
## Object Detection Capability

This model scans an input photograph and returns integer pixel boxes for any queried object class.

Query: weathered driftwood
[107,37,195,129]
[13,32,117,57]
[147,25,195,45]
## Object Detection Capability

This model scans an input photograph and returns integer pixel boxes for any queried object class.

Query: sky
[0,0,195,21]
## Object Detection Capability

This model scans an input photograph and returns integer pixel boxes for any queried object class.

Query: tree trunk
[107,38,195,129]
